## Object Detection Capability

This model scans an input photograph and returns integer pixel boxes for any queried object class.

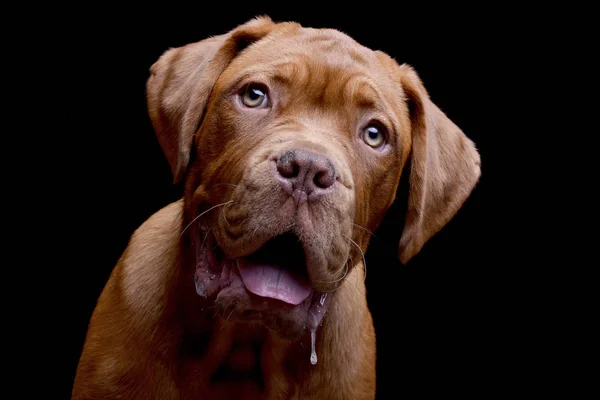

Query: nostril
[276,151,299,178]
[313,165,336,189]
[291,163,300,178]
[277,162,294,178]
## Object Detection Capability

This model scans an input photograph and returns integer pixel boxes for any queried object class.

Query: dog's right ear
[146,16,278,183]
[396,64,481,264]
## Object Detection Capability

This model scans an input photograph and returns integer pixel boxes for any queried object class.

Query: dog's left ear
[146,16,278,183]
[396,64,482,264]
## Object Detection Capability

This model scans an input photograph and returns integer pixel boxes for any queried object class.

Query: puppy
[72,16,481,399]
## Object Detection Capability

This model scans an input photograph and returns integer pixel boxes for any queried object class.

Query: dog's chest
[177,325,273,399]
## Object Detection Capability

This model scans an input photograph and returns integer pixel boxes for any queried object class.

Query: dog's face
[147,17,481,339]
[188,28,410,336]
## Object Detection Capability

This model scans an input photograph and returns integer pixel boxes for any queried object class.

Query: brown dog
[72,16,481,399]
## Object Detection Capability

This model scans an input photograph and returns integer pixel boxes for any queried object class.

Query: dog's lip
[193,228,331,332]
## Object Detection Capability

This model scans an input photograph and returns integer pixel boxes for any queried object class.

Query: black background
[44,4,546,398]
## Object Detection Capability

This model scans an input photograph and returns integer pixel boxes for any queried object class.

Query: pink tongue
[237,259,312,305]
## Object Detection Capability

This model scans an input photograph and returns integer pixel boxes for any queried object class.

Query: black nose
[276,150,336,195]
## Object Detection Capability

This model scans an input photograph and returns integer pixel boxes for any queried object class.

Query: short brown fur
[73,16,480,399]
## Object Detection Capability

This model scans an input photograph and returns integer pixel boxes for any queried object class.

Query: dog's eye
[241,84,268,108]
[362,125,385,148]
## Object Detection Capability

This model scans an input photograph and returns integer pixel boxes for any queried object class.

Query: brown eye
[362,125,385,148]
[241,84,268,108]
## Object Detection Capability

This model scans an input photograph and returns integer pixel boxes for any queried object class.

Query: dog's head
[147,17,481,338]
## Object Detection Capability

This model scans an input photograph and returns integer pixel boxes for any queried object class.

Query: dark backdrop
[51,4,523,398]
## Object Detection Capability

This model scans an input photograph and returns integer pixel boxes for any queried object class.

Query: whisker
[321,266,353,293]
[315,260,349,285]
[201,229,211,247]
[220,306,236,332]
[180,201,234,236]
[203,303,219,310]
[352,223,375,237]
[221,204,232,228]
[343,234,367,281]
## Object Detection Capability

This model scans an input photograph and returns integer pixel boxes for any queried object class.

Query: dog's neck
[117,225,369,397]
[123,206,369,396]
[173,267,327,397]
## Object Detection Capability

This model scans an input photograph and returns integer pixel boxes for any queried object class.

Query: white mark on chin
[310,328,318,365]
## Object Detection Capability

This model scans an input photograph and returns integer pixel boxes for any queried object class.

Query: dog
[72,16,481,399]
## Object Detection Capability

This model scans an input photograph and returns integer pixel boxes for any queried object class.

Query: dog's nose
[276,150,336,195]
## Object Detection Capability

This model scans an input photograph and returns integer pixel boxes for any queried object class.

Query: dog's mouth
[193,228,330,338]
[237,233,312,306]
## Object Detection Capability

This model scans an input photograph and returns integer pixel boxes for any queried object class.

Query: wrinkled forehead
[219,27,404,112]
[244,27,378,70]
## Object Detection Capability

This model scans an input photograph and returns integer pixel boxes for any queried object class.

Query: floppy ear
[146,16,277,183]
[397,64,481,264]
